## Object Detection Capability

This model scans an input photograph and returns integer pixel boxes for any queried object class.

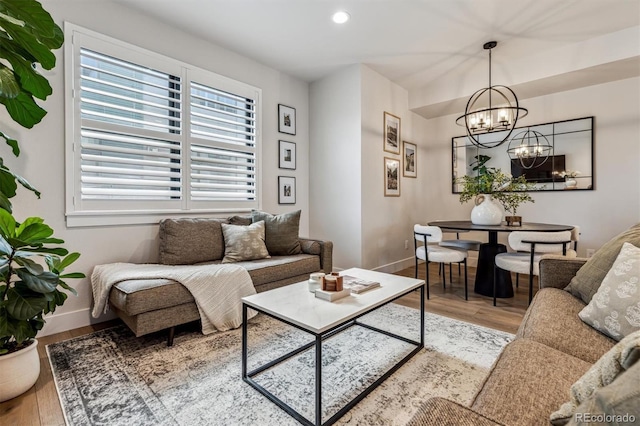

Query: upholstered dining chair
[493,230,574,306]
[439,229,482,278]
[414,225,469,300]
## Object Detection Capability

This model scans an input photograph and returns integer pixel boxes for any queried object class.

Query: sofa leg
[167,326,175,347]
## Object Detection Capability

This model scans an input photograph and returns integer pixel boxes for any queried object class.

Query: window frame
[64,23,262,227]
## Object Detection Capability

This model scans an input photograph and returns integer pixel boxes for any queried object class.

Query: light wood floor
[0,263,534,425]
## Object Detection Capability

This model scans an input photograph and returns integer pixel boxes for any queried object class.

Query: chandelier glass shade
[506,129,552,169]
[456,41,528,149]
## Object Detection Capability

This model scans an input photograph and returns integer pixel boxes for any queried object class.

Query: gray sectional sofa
[107,216,333,345]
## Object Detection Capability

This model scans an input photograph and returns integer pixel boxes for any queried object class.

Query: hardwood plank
[36,335,68,426]
[0,383,40,426]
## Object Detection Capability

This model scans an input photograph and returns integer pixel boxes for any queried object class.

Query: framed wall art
[403,141,417,178]
[278,104,296,135]
[384,157,400,197]
[278,140,296,170]
[383,111,401,154]
[278,176,296,204]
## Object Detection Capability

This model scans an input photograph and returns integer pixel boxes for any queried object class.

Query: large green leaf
[15,216,43,235]
[15,269,58,294]
[58,252,81,271]
[10,316,37,344]
[0,46,52,100]
[57,279,77,296]
[6,287,48,320]
[0,235,11,256]
[0,64,20,98]
[0,192,11,213]
[0,17,56,69]
[0,208,16,238]
[14,221,53,244]
[21,246,68,256]
[13,171,41,198]
[0,0,62,49]
[0,130,19,156]
[0,90,46,128]
[14,255,44,275]
[0,168,18,199]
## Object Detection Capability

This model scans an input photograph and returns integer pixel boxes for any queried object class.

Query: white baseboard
[372,257,416,274]
[40,308,117,337]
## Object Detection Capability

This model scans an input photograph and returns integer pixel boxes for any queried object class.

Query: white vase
[471,194,503,225]
[0,339,40,402]
[565,178,577,189]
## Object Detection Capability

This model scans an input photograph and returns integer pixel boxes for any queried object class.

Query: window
[65,24,261,226]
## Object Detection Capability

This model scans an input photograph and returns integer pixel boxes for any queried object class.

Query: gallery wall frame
[278,176,296,204]
[279,140,296,170]
[383,111,401,154]
[403,141,417,178]
[278,104,296,135]
[384,157,401,197]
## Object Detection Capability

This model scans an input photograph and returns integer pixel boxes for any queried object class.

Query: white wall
[2,0,310,335]
[309,65,362,268]
[421,77,640,253]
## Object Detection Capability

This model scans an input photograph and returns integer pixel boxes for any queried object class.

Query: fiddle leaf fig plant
[0,0,84,355]
[0,210,84,354]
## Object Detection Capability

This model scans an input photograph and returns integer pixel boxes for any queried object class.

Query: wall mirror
[452,116,594,193]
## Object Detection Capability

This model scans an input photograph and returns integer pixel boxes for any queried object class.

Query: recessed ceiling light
[332,11,350,24]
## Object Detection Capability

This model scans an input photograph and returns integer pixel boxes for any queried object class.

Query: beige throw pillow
[579,242,640,341]
[550,330,640,425]
[221,221,270,263]
[565,223,640,304]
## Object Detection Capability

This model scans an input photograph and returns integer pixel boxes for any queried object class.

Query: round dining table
[427,220,574,298]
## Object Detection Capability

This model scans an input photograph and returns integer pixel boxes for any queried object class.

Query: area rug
[48,304,513,426]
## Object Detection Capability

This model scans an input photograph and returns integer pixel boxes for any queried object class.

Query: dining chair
[439,229,482,278]
[414,225,468,300]
[493,230,574,306]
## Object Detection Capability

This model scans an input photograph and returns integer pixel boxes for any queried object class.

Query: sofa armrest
[299,238,333,273]
[539,256,588,289]
[407,397,503,426]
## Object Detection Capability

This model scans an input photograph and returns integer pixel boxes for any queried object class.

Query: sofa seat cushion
[110,278,194,316]
[109,254,320,315]
[471,339,591,426]
[233,254,320,286]
[517,288,615,363]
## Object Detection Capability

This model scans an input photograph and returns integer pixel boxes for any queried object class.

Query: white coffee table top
[242,268,424,334]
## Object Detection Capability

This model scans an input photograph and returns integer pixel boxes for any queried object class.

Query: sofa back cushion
[565,223,640,304]
[251,210,302,255]
[159,218,226,265]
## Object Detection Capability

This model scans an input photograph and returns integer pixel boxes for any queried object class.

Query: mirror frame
[451,116,595,193]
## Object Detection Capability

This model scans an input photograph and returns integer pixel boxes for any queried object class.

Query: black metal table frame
[242,284,425,426]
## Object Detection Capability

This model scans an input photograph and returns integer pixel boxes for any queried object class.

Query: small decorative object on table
[342,275,381,294]
[560,170,580,189]
[322,272,344,291]
[308,272,325,292]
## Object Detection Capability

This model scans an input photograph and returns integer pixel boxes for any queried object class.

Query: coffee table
[241,268,425,426]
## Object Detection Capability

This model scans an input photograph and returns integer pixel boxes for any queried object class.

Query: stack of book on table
[314,275,380,301]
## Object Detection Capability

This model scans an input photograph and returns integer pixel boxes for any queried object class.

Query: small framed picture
[383,111,401,154]
[384,157,400,197]
[278,176,296,204]
[279,140,296,170]
[278,104,296,135]
[403,141,417,178]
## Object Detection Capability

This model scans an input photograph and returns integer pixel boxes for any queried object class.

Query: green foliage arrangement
[456,155,537,216]
[0,0,84,355]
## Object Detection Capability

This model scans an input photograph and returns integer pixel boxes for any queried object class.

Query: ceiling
[115,0,640,111]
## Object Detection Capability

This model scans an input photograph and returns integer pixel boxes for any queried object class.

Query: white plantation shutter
[66,26,262,225]
[189,82,257,202]
[79,48,183,202]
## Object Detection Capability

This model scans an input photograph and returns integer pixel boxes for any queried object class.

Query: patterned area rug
[48,304,513,426]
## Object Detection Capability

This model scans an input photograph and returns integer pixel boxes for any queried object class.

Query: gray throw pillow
[221,221,270,263]
[159,218,226,265]
[578,243,640,341]
[565,223,640,304]
[251,210,302,256]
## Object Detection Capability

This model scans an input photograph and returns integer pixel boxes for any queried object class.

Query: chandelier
[456,41,528,149]
[506,129,552,169]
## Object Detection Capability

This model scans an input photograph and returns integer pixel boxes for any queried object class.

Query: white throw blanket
[91,263,257,334]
